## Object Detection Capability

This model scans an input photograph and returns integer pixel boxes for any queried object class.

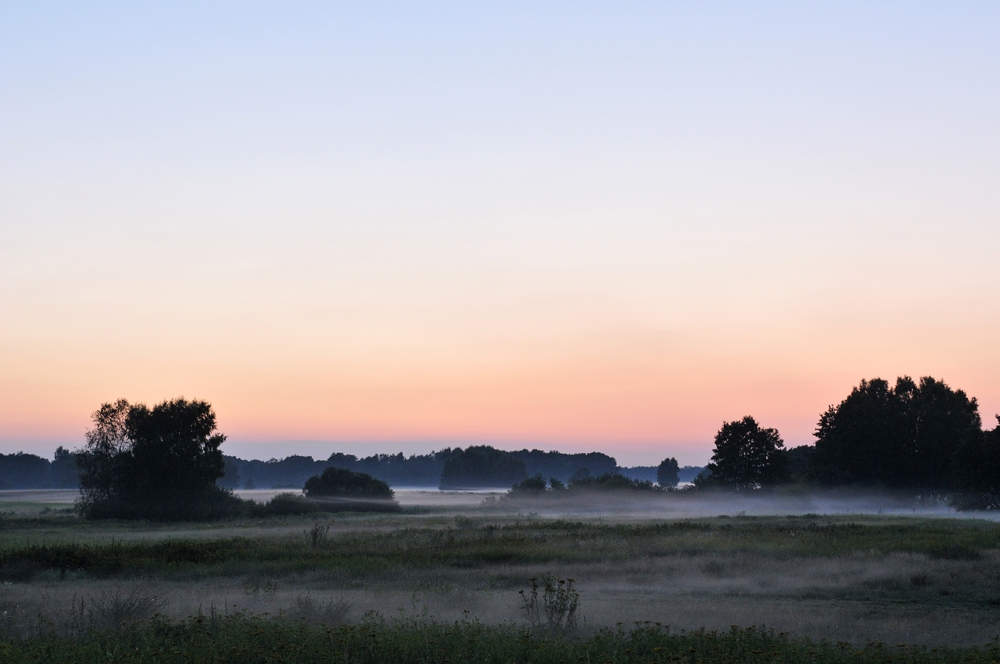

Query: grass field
[2,493,1000,661]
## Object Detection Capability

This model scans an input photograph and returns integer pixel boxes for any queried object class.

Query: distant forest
[0,447,79,489]
[225,447,703,490]
[0,445,704,491]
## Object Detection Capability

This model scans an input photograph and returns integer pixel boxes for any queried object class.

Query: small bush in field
[305,522,330,547]
[510,474,548,494]
[303,467,393,499]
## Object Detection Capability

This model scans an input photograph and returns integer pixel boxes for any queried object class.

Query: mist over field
[3,493,1000,650]
[4,486,994,520]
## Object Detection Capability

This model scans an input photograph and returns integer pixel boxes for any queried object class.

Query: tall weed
[519,574,579,635]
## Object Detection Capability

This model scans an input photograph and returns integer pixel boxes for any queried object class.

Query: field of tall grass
[3,504,1000,657]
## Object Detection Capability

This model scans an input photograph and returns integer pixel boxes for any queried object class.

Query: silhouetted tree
[77,398,235,520]
[656,457,679,487]
[706,416,787,491]
[812,376,981,489]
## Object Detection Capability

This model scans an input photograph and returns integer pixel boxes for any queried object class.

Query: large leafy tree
[812,376,981,489]
[706,416,787,491]
[77,398,230,520]
[656,457,679,487]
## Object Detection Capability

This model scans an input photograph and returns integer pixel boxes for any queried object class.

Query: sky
[2,2,999,466]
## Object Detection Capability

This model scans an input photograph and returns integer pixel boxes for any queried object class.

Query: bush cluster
[303,467,394,500]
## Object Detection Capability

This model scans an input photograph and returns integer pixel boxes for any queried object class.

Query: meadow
[2,492,1000,662]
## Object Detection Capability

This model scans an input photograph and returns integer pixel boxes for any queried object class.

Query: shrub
[510,474,548,494]
[259,492,401,516]
[260,493,326,516]
[305,522,330,547]
[303,467,393,499]
[569,472,660,492]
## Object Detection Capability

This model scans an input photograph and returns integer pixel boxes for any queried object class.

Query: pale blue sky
[2,2,999,465]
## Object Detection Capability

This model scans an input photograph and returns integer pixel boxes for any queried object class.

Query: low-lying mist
[488,488,1000,520]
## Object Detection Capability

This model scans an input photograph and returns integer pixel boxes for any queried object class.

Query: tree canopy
[439,445,528,489]
[77,398,235,520]
[812,376,981,489]
[706,416,786,491]
[656,457,679,487]
[952,416,1000,509]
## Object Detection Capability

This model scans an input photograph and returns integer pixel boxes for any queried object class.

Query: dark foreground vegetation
[2,614,998,664]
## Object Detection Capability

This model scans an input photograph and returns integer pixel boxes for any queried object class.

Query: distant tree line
[20,373,999,511]
[222,446,641,490]
[0,448,78,489]
[1,445,703,492]
[617,463,704,484]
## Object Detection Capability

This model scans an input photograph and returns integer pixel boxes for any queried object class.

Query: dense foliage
[439,445,528,489]
[813,377,981,490]
[76,398,236,520]
[0,447,78,489]
[706,416,787,491]
[657,457,679,486]
[509,474,549,494]
[303,467,395,499]
[952,416,1000,509]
